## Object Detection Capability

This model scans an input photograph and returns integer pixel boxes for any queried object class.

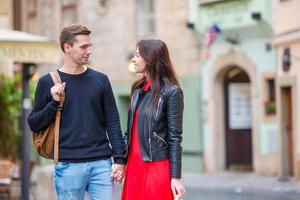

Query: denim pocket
[55,162,70,170]
[56,162,69,165]
[104,158,112,167]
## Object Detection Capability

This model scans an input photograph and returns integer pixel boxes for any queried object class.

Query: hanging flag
[203,23,222,59]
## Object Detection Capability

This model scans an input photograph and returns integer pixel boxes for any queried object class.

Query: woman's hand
[171,178,185,199]
[111,164,125,184]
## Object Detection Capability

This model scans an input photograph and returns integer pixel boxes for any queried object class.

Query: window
[137,0,156,36]
[267,79,275,101]
[264,78,276,116]
[26,0,38,34]
[61,0,77,28]
[13,0,22,30]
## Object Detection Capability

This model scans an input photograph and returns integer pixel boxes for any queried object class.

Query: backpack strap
[49,71,65,163]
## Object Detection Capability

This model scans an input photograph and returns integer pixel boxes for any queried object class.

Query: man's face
[65,34,92,65]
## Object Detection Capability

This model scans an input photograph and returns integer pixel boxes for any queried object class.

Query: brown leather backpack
[32,71,65,162]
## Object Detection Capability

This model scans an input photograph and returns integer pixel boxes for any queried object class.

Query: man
[27,25,125,200]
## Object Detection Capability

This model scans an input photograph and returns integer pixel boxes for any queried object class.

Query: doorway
[281,87,294,176]
[224,67,253,171]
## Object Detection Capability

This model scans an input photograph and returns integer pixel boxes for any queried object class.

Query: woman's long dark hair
[131,39,179,100]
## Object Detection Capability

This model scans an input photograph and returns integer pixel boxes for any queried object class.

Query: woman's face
[132,48,146,75]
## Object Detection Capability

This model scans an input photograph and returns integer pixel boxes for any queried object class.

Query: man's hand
[111,164,125,184]
[171,178,185,200]
[51,82,66,101]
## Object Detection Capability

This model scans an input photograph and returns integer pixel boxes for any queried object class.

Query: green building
[194,0,279,175]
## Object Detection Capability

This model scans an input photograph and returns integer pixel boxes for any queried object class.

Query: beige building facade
[16,0,203,170]
[273,0,300,179]
[17,0,200,80]
[1,2,203,198]
[0,0,59,77]
[0,0,13,29]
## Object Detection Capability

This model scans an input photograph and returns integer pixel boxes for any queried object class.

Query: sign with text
[199,0,253,31]
[0,42,59,63]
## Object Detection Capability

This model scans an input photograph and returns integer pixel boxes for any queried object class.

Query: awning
[0,28,60,64]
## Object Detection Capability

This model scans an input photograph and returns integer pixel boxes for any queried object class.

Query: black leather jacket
[125,84,184,178]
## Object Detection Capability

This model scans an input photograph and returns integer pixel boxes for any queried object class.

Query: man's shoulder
[88,67,108,80]
[38,72,53,86]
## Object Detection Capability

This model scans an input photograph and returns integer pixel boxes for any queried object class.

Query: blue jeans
[54,159,113,200]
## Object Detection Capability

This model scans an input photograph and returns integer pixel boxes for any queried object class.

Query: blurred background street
[1,0,300,199]
[112,172,300,200]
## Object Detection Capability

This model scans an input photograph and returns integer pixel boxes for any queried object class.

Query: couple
[27,24,185,200]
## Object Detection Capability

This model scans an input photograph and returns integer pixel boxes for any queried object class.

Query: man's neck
[60,63,87,75]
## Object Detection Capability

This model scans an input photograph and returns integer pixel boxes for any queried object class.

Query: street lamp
[282,48,291,72]
[22,63,36,200]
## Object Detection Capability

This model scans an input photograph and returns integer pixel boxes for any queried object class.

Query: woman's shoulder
[163,83,182,95]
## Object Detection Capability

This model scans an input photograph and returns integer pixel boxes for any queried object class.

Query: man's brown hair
[60,24,91,52]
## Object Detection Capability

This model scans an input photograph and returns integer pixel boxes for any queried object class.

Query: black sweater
[27,68,126,164]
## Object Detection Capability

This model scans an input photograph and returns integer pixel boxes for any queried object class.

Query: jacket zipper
[155,97,163,118]
[148,106,153,161]
[153,131,168,146]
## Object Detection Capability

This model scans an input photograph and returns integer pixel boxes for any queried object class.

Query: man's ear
[64,43,71,53]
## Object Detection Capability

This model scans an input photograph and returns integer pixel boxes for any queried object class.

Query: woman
[121,40,185,200]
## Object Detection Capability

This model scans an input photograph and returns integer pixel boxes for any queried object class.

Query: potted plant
[264,98,276,115]
[0,75,22,159]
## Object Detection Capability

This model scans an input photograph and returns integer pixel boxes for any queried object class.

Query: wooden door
[224,67,252,170]
[281,87,293,175]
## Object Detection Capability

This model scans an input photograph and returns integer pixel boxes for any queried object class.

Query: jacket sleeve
[27,76,59,133]
[123,130,128,163]
[103,76,126,164]
[123,107,131,146]
[166,85,184,178]
[123,107,132,163]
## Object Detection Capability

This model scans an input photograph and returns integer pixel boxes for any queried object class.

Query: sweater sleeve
[103,76,126,164]
[27,76,59,133]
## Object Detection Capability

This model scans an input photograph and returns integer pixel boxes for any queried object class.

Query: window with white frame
[137,0,156,36]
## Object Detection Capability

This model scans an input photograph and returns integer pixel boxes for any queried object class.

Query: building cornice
[272,28,300,46]
[198,0,223,5]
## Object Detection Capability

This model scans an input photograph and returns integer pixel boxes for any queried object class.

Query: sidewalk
[182,171,300,194]
[28,167,300,200]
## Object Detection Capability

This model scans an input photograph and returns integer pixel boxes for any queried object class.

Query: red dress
[121,81,173,200]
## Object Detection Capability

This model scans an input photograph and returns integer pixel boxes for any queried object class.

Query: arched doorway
[205,49,257,172]
[224,67,252,170]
